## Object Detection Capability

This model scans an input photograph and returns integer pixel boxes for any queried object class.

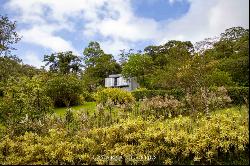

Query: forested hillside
[0,14,249,165]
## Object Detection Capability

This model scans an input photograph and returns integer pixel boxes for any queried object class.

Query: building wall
[104,75,139,91]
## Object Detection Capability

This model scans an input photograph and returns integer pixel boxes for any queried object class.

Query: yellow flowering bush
[94,88,135,110]
[0,107,248,165]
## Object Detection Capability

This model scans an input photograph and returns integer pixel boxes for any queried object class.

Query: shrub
[132,88,185,101]
[185,86,232,114]
[44,74,84,107]
[94,88,135,109]
[0,107,248,165]
[0,76,53,126]
[225,86,249,105]
[140,95,184,118]
[82,91,95,102]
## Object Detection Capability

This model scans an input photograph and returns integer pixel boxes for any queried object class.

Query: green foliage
[175,54,233,92]
[124,27,249,90]
[205,69,235,87]
[94,88,135,107]
[140,96,184,118]
[225,87,249,105]
[141,40,195,89]
[0,15,21,56]
[145,40,194,68]
[81,91,95,102]
[0,107,248,165]
[0,56,42,82]
[0,56,43,97]
[122,54,153,87]
[43,51,83,74]
[82,41,121,92]
[132,88,185,101]
[218,56,249,86]
[44,74,84,107]
[211,27,249,86]
[184,87,232,114]
[65,108,74,124]
[0,76,53,130]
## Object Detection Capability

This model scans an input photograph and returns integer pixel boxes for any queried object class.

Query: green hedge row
[132,87,249,105]
[209,86,249,105]
[131,89,185,101]
[225,87,249,105]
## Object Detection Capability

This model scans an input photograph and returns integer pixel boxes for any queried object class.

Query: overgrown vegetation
[0,107,248,165]
[0,15,249,165]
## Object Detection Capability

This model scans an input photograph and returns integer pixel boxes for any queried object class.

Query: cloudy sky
[0,0,249,68]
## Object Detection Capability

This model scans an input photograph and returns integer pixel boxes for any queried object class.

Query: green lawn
[54,102,96,116]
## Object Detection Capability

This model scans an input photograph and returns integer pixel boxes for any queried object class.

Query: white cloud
[22,52,45,68]
[82,0,249,54]
[96,17,160,42]
[5,0,249,58]
[19,25,76,53]
[160,0,249,44]
[100,39,132,56]
[168,0,185,5]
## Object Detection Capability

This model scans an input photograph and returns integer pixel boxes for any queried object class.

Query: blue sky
[0,0,249,68]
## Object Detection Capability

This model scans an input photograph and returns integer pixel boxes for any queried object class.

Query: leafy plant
[140,95,184,118]
[44,74,84,107]
[94,88,135,110]
[0,76,53,125]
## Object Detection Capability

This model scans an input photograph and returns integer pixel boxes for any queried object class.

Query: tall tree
[122,53,153,87]
[118,49,134,66]
[82,41,121,91]
[43,51,83,75]
[210,27,249,86]
[142,40,194,89]
[144,40,194,69]
[0,15,21,56]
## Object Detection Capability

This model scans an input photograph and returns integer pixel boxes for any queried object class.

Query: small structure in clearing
[105,74,139,91]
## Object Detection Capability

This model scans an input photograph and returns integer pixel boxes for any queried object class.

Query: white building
[105,74,139,91]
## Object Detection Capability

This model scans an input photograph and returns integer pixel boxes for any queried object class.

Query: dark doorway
[114,77,117,86]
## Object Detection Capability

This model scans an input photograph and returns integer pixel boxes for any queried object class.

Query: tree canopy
[0,15,21,56]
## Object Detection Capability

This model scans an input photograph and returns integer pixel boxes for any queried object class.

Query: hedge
[224,86,249,105]
[208,86,249,105]
[94,88,135,105]
[131,89,185,101]
[132,87,249,105]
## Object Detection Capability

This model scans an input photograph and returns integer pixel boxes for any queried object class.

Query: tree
[118,49,134,66]
[0,56,42,97]
[44,74,84,107]
[208,27,249,86]
[43,51,83,75]
[142,40,194,89]
[0,76,53,125]
[194,37,219,54]
[175,54,234,115]
[0,15,21,56]
[220,26,249,41]
[0,56,22,83]
[83,41,104,67]
[122,53,153,87]
[82,41,121,92]
[144,40,194,69]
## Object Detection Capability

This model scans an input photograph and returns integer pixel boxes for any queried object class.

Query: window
[114,77,117,86]
[105,78,114,87]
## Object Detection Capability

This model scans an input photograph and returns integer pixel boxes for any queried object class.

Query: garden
[0,15,249,165]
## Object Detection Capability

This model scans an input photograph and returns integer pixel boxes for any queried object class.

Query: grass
[54,102,96,116]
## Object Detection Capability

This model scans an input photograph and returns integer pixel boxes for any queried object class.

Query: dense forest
[0,15,249,165]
